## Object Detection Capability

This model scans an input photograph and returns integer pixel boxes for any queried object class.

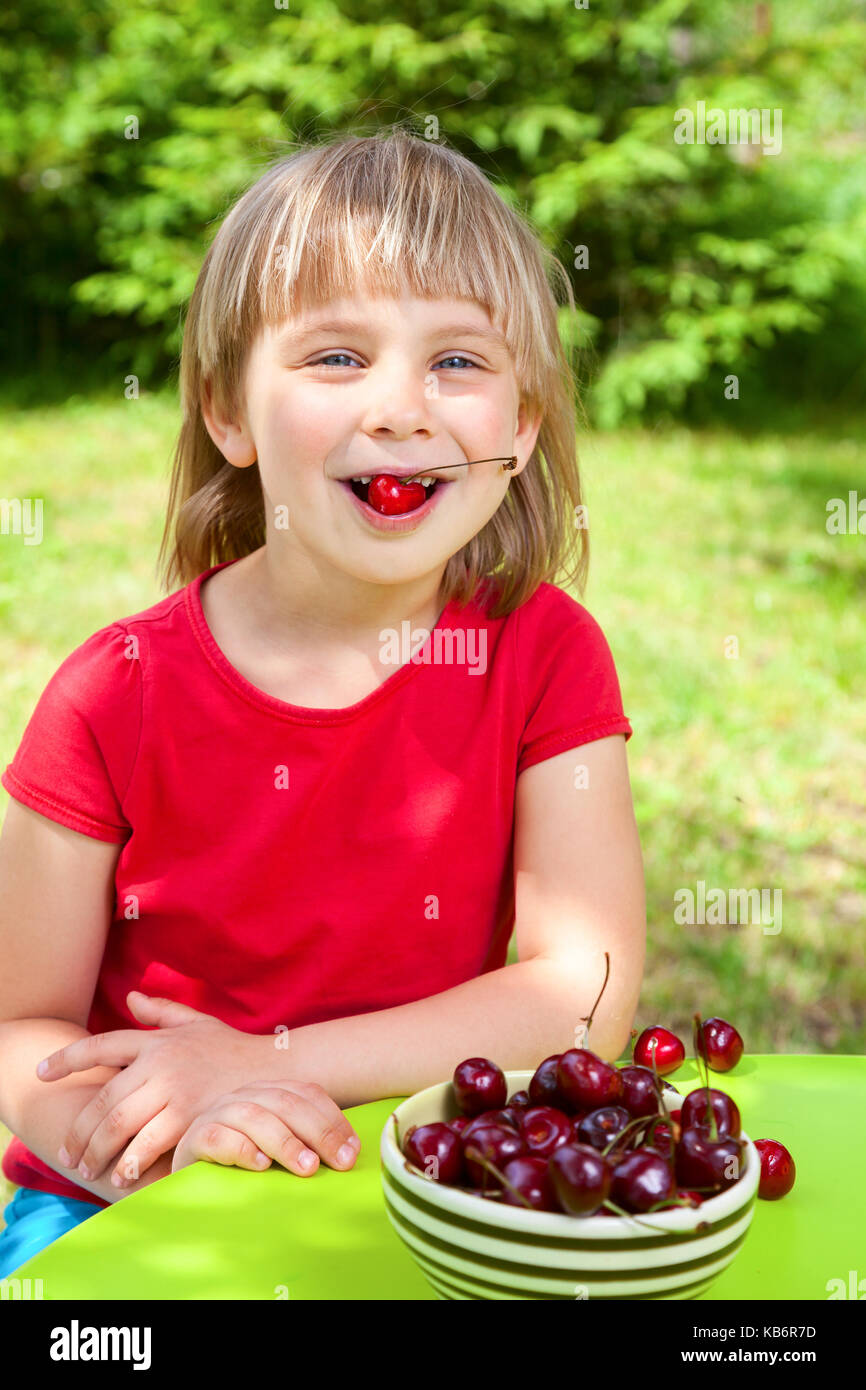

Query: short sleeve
[1,624,142,843]
[515,585,632,777]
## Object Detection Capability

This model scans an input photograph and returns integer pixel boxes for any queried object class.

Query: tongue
[367,475,428,515]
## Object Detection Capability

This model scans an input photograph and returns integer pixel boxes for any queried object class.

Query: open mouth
[342,471,451,519]
[348,476,440,507]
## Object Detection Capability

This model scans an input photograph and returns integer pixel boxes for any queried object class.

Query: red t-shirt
[1,560,632,1206]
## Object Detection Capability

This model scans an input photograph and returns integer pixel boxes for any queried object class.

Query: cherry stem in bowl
[692,1011,719,1141]
[463,1147,535,1210]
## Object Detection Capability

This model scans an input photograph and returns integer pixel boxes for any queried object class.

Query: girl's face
[204,290,541,595]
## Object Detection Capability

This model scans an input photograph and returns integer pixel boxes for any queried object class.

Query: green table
[14,1056,865,1300]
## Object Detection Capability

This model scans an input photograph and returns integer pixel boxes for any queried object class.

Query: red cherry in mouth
[753,1138,796,1199]
[453,1058,508,1115]
[697,1017,744,1072]
[633,1026,686,1077]
[366,474,429,515]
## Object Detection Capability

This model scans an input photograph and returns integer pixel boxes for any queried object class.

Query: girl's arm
[0,1018,173,1204]
[0,800,171,1203]
[276,734,646,1107]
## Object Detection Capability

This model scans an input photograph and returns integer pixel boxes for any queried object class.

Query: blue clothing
[0,1187,99,1279]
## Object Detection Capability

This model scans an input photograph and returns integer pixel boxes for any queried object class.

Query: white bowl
[380,1069,760,1300]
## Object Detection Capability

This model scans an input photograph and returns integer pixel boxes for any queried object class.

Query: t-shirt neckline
[185,557,463,723]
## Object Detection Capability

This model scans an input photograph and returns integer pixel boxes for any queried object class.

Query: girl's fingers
[172,1121,273,1175]
[109,1107,193,1187]
[225,1083,361,1171]
[70,1088,176,1184]
[37,1030,145,1079]
[56,1068,152,1175]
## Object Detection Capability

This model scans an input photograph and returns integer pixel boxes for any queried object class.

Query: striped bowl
[380,1069,760,1300]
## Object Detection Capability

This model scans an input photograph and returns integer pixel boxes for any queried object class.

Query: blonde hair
[158,128,589,618]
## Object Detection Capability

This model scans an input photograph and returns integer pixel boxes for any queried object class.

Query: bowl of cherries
[380,1005,789,1300]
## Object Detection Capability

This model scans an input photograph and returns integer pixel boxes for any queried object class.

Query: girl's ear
[200,378,258,469]
[511,399,543,476]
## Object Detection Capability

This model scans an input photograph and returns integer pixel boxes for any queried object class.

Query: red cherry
[575,1105,631,1152]
[500,1156,559,1212]
[697,1017,744,1073]
[557,1049,624,1110]
[680,1088,741,1139]
[569,1111,589,1139]
[753,1139,796,1200]
[462,1123,527,1190]
[610,1149,676,1213]
[549,1143,612,1216]
[517,1106,573,1159]
[619,1064,664,1118]
[528,1055,567,1109]
[367,475,428,515]
[402,1122,464,1184]
[633,1026,686,1077]
[508,1089,532,1111]
[462,1108,520,1139]
[446,1116,472,1136]
[675,1125,745,1192]
[658,1187,705,1210]
[453,1058,507,1115]
[645,1120,676,1162]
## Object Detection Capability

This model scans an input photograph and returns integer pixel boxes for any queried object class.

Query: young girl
[0,130,645,1278]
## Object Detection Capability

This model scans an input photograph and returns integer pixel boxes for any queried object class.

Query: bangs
[204,134,560,402]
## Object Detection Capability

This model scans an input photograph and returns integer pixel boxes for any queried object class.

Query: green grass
[0,396,863,1219]
[569,422,866,1053]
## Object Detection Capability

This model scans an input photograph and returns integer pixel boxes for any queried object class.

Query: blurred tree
[0,0,863,421]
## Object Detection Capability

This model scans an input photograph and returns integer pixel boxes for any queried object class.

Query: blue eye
[312,353,360,368]
[435,356,477,369]
[310,353,479,370]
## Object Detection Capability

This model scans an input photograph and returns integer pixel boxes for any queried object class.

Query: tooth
[419,476,436,486]
[356,476,372,484]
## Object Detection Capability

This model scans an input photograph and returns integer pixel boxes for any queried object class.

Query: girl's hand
[36,992,265,1187]
[171,1081,362,1177]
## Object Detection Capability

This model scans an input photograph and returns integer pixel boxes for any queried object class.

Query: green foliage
[1,0,864,422]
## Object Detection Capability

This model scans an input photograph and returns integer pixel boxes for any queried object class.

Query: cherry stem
[600,1198,676,1234]
[601,1110,662,1159]
[401,456,517,483]
[645,1112,679,1164]
[463,1146,535,1210]
[578,951,611,1041]
[692,1012,719,1142]
[645,1194,698,1213]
